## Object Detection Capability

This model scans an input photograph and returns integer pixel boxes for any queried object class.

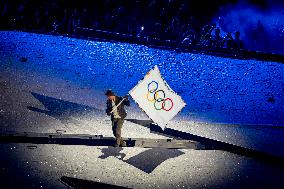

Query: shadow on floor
[97,146,184,174]
[98,146,127,160]
[124,148,184,173]
[27,92,103,123]
[126,118,284,168]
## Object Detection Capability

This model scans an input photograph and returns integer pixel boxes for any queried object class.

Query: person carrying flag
[105,89,130,147]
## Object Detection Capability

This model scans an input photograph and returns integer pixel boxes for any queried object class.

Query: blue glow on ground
[0,31,283,125]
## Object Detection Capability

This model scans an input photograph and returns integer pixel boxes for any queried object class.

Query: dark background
[1,0,284,55]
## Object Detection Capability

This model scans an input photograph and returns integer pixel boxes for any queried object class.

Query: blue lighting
[0,31,283,125]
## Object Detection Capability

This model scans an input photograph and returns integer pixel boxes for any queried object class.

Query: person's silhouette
[212,27,223,48]
[233,31,244,49]
[224,32,234,49]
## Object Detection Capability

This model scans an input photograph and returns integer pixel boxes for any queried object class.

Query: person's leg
[112,119,120,147]
[112,119,117,138]
[116,119,126,147]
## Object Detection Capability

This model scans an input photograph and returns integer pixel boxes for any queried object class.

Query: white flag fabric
[129,65,186,129]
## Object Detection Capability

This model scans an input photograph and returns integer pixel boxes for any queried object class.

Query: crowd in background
[0,0,244,50]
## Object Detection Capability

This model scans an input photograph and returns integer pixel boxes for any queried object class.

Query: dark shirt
[106,96,130,120]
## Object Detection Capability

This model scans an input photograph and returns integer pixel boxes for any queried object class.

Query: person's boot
[114,138,120,147]
[120,141,127,147]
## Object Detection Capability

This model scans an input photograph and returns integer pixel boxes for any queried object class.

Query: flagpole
[109,96,127,114]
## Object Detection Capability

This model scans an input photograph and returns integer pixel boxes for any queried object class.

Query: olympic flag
[129,65,186,129]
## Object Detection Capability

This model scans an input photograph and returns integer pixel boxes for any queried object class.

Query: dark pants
[112,118,125,146]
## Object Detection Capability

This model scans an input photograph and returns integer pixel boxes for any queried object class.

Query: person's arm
[123,95,130,106]
[106,101,112,116]
[110,96,129,113]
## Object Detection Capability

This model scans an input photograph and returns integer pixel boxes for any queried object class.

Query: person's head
[105,89,116,101]
[215,28,220,36]
[235,31,240,39]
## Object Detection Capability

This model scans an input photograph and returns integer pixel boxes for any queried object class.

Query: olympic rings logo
[146,81,174,111]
